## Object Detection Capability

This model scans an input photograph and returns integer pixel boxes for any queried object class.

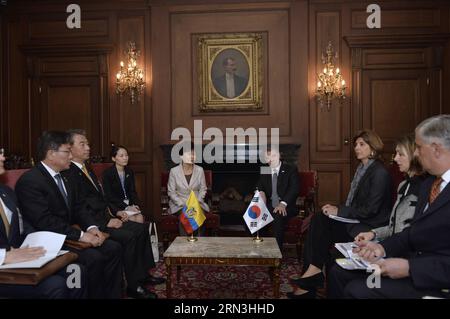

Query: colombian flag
[180,190,206,234]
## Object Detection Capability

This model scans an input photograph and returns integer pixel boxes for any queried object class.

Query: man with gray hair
[328,114,450,298]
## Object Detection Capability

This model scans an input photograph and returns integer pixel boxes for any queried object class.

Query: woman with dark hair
[167,143,209,235]
[354,134,425,242]
[102,144,144,223]
[288,129,392,299]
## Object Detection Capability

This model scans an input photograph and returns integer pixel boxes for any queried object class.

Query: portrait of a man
[197,33,263,112]
[212,56,248,99]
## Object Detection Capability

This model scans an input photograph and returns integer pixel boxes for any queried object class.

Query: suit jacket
[338,160,392,237]
[256,163,300,218]
[372,174,424,241]
[0,184,26,249]
[102,165,141,214]
[62,162,111,230]
[213,73,247,98]
[15,163,97,240]
[167,164,209,214]
[381,175,450,290]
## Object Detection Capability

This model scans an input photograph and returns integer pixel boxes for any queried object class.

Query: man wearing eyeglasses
[0,147,87,298]
[15,131,123,299]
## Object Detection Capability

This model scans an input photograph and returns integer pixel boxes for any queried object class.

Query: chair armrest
[0,252,78,285]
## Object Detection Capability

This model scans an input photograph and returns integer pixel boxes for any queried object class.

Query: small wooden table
[163,236,282,298]
[0,252,78,285]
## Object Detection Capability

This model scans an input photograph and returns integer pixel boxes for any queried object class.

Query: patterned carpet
[145,247,326,299]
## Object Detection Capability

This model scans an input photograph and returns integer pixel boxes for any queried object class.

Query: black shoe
[142,275,166,286]
[127,287,158,299]
[286,289,316,299]
[291,272,324,289]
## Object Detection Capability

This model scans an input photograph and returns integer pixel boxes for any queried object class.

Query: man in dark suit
[328,114,450,298]
[0,147,87,298]
[257,148,299,250]
[15,131,123,299]
[213,57,248,98]
[64,129,163,299]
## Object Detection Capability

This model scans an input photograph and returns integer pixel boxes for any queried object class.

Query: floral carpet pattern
[146,252,326,299]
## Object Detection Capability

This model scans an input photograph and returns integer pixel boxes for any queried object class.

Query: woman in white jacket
[167,144,209,235]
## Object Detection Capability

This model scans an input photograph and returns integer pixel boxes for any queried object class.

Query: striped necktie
[429,177,443,205]
[0,200,10,238]
[82,164,98,191]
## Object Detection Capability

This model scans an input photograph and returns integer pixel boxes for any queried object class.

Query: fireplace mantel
[160,143,301,170]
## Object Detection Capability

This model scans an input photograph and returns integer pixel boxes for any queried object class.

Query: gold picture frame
[197,33,263,112]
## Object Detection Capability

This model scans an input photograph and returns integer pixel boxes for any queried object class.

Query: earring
[370,151,375,158]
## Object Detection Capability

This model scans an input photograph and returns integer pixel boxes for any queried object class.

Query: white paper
[336,258,367,270]
[0,231,66,269]
[328,214,360,223]
[125,210,140,217]
[335,242,357,258]
[335,242,372,270]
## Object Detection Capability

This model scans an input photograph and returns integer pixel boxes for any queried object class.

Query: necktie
[0,201,10,238]
[271,170,279,208]
[81,165,113,217]
[82,164,98,191]
[54,174,69,207]
[429,177,443,205]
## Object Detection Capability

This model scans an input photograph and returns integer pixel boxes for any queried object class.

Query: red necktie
[429,177,443,204]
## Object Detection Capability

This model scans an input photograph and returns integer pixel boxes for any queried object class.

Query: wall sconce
[315,41,346,111]
[116,42,145,104]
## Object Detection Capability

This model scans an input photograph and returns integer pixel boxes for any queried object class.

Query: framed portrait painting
[197,32,263,112]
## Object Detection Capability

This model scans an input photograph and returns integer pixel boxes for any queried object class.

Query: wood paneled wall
[151,0,309,216]
[0,0,154,215]
[1,0,449,219]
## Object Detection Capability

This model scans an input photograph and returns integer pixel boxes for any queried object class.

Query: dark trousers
[106,221,156,291]
[66,239,123,299]
[327,263,445,299]
[0,264,88,299]
[259,210,292,250]
[302,213,354,272]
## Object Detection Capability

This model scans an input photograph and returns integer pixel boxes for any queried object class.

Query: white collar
[271,162,282,174]
[41,161,60,178]
[440,169,450,184]
[71,161,83,169]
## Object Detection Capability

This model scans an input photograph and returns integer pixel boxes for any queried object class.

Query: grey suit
[372,175,424,241]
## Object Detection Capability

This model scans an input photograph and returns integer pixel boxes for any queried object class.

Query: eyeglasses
[55,150,71,155]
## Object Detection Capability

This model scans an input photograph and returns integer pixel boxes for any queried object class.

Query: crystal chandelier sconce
[116,42,145,104]
[315,41,346,111]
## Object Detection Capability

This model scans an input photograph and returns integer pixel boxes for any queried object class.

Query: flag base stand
[252,232,263,243]
[187,233,198,242]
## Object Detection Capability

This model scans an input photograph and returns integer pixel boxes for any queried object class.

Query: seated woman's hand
[107,218,123,229]
[126,205,140,213]
[355,231,375,242]
[117,211,129,222]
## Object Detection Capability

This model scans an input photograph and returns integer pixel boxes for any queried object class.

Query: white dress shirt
[271,162,287,207]
[41,161,98,239]
[225,73,236,98]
